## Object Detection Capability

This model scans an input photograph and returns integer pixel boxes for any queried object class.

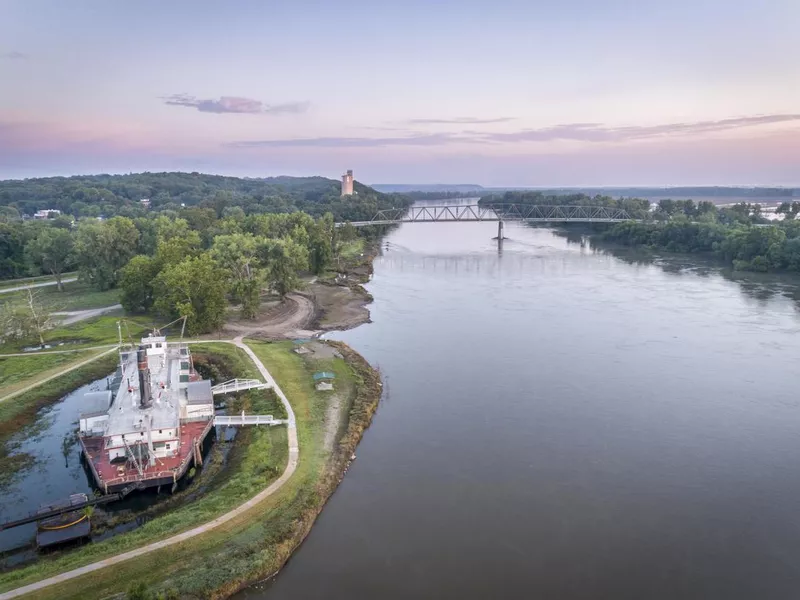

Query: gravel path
[0,277,77,294]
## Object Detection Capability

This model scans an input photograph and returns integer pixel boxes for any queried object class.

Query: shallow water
[239,214,800,600]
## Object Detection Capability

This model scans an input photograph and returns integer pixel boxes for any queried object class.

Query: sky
[1,0,799,186]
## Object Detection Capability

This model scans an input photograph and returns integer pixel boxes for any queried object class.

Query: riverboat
[78,333,214,494]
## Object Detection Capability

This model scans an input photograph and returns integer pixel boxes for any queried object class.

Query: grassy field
[0,315,162,354]
[0,340,381,600]
[0,350,104,393]
[0,280,120,310]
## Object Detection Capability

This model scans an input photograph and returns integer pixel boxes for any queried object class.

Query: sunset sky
[1,0,798,185]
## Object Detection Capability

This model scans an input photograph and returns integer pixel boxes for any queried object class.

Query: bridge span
[340,204,635,238]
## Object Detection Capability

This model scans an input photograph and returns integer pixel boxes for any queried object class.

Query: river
[239,206,800,599]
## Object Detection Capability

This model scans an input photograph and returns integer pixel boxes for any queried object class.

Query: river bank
[0,339,381,599]
[0,238,384,597]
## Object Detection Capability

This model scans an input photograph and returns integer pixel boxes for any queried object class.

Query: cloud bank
[406,117,516,125]
[230,114,800,148]
[2,51,28,60]
[162,94,309,115]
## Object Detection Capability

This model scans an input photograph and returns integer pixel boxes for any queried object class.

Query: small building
[313,371,336,382]
[33,209,61,219]
[316,381,334,392]
[140,199,151,209]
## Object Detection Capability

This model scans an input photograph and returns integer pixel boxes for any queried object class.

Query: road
[0,337,299,600]
[0,277,78,294]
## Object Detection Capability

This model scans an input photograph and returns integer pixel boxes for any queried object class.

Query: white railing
[210,379,270,395]
[214,414,285,427]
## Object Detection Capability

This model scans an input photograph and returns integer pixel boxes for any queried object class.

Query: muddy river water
[239,210,800,600]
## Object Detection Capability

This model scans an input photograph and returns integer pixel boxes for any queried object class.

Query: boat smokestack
[137,346,152,409]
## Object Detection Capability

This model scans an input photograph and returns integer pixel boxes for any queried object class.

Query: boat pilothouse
[79,329,215,494]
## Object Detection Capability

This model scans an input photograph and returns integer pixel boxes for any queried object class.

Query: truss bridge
[341,204,635,230]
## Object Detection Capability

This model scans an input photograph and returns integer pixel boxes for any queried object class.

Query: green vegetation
[0,272,78,291]
[0,280,120,311]
[0,351,119,442]
[478,190,653,218]
[477,192,800,274]
[601,201,800,272]
[0,171,409,225]
[0,340,382,600]
[1,172,409,340]
[0,351,96,388]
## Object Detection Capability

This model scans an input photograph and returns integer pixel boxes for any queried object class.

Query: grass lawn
[0,351,99,390]
[0,315,163,355]
[0,340,377,600]
[338,238,365,260]
[0,280,120,311]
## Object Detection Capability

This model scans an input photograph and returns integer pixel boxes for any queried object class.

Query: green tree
[119,255,160,313]
[0,290,53,346]
[154,230,202,267]
[25,228,74,291]
[74,217,139,290]
[154,253,228,335]
[308,216,333,275]
[211,233,263,319]
[0,223,27,279]
[258,238,308,298]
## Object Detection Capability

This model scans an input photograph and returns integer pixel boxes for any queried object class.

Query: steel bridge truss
[342,204,633,227]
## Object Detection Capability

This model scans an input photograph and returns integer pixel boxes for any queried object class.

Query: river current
[240,206,800,600]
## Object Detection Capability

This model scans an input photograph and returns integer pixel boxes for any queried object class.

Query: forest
[601,200,800,272]
[0,172,409,222]
[478,190,653,218]
[0,172,404,335]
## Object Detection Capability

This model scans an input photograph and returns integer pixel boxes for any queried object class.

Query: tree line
[478,191,653,218]
[0,172,410,223]
[601,200,800,272]
[0,173,409,280]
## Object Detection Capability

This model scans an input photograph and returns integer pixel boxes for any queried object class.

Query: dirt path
[0,338,299,600]
[224,293,317,339]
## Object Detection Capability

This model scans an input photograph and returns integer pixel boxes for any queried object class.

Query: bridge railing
[210,379,270,395]
[338,204,634,227]
[214,415,285,426]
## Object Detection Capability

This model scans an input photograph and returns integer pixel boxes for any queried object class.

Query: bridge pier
[497,220,504,240]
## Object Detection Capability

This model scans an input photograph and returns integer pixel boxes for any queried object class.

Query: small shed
[316,381,334,392]
[293,346,310,355]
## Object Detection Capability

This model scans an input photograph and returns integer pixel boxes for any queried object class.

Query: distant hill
[372,184,799,201]
[0,172,412,222]
[372,184,485,194]
[485,187,800,200]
